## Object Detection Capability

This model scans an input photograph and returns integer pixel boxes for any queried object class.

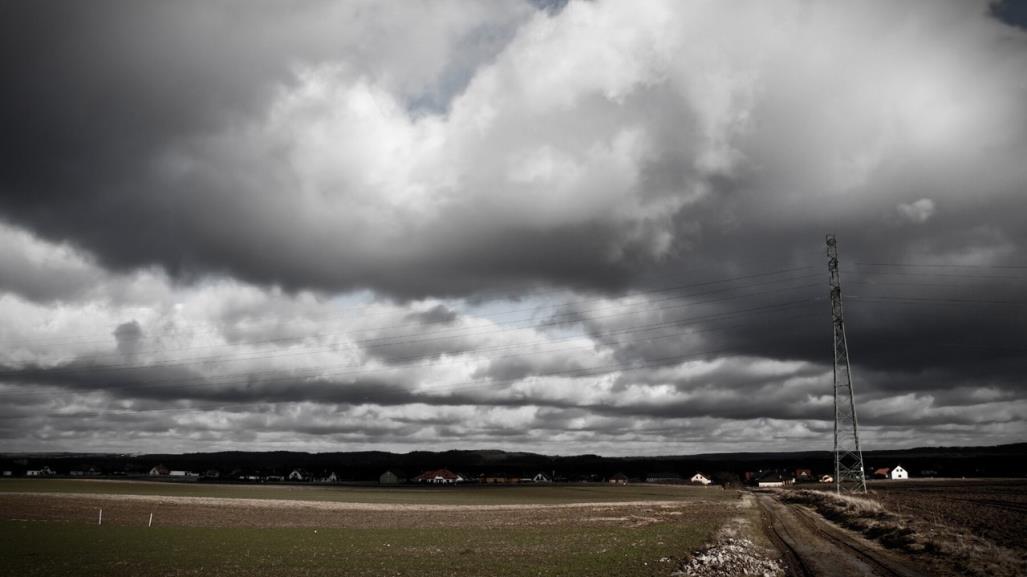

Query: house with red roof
[413,468,464,484]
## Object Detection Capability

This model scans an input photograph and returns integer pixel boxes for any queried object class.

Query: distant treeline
[2,443,1024,482]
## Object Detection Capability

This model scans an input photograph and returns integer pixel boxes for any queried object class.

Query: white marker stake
[98,509,102,526]
[148,513,153,528]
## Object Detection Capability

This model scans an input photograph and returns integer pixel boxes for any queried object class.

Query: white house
[288,469,306,481]
[889,465,908,480]
[531,473,551,483]
[690,473,712,486]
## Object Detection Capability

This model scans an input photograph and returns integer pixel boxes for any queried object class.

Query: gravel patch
[673,536,784,577]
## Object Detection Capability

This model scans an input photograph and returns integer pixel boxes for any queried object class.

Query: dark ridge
[1,443,1023,481]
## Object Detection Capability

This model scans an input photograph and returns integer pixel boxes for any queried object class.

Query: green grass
[0,479,731,505]
[0,518,722,577]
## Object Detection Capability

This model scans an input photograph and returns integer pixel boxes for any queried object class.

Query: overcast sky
[1,0,1025,455]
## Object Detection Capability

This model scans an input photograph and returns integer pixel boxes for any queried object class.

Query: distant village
[4,444,1019,485]
[5,463,919,487]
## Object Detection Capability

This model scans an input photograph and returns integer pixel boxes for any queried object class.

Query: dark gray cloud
[405,304,459,326]
[113,321,144,357]
[0,0,1025,454]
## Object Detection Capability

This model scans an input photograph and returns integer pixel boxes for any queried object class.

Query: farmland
[0,480,737,577]
[0,478,724,505]
[768,479,1027,577]
[868,478,1027,552]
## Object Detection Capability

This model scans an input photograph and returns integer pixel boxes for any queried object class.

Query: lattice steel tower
[826,234,867,494]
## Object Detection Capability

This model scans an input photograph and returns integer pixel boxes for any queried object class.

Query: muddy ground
[868,479,1027,552]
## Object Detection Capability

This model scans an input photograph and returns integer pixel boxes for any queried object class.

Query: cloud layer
[0,0,1025,453]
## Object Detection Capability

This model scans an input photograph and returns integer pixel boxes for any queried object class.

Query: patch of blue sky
[330,289,377,311]
[451,293,587,340]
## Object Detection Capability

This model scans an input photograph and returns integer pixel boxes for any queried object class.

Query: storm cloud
[0,0,1024,454]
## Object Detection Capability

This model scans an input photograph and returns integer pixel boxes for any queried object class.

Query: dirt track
[756,494,930,577]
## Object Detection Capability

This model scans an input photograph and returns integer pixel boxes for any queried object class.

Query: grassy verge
[0,518,721,577]
[781,489,1026,577]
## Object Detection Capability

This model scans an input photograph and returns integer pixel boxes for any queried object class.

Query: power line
[840,268,1027,281]
[0,300,821,399]
[0,322,822,414]
[8,265,819,347]
[855,262,1027,270]
[0,278,823,378]
[847,295,1027,307]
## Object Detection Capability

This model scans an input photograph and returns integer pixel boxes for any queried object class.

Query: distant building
[872,468,891,479]
[889,465,908,480]
[149,465,170,476]
[794,468,813,482]
[819,474,833,484]
[646,473,681,483]
[690,473,712,486]
[379,470,402,484]
[530,472,552,483]
[2,470,11,477]
[319,472,338,483]
[288,469,307,481]
[414,469,464,484]
[608,473,629,485]
[169,470,195,477]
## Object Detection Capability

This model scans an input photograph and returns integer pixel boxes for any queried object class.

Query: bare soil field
[867,479,1027,552]
[776,480,1027,577]
[0,491,729,529]
[0,481,739,577]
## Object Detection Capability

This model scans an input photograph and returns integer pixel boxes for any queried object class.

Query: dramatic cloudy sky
[1,0,1025,455]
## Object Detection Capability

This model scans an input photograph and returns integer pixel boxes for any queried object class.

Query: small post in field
[98,508,103,526]
[148,512,153,527]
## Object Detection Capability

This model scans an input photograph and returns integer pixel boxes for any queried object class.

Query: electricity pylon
[826,234,867,494]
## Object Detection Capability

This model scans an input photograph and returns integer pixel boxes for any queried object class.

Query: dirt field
[867,479,1027,552]
[0,481,738,577]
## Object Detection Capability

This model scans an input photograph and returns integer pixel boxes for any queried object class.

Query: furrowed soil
[769,479,1027,577]
[867,479,1027,552]
[0,481,738,577]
